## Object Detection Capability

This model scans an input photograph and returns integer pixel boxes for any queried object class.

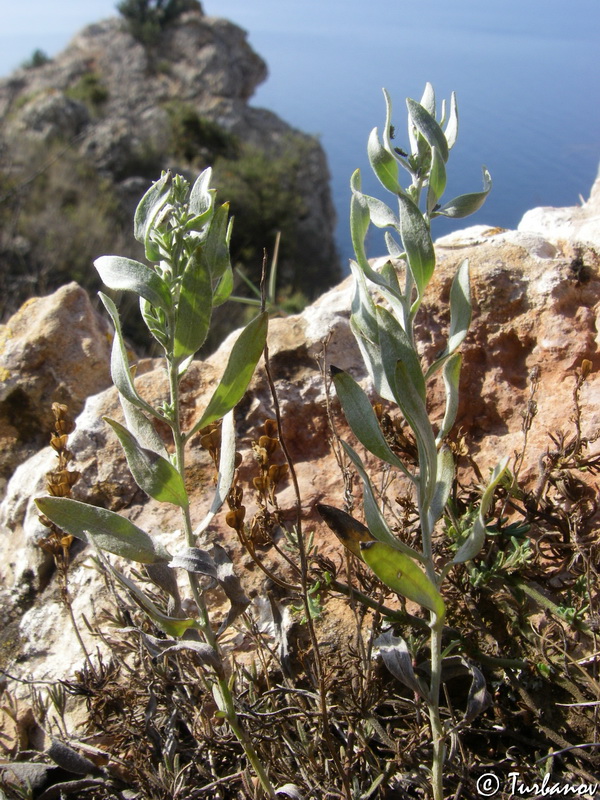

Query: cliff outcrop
[0,5,339,323]
[0,173,598,685]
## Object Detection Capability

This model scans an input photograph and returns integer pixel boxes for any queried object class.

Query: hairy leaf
[173,244,212,363]
[94,256,172,313]
[35,496,171,563]
[406,97,449,162]
[104,417,188,508]
[376,629,429,699]
[368,127,401,194]
[398,193,435,301]
[187,312,268,437]
[331,366,411,475]
[435,167,492,218]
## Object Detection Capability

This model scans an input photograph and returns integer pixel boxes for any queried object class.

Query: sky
[0,2,269,76]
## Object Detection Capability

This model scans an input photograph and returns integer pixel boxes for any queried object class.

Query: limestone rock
[0,177,599,685]
[0,282,111,494]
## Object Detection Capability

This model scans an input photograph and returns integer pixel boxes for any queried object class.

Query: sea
[203,0,600,269]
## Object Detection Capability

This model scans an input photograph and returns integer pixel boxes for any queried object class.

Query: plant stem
[429,621,445,800]
[167,357,275,798]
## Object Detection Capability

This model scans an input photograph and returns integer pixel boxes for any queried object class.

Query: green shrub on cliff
[117,0,202,45]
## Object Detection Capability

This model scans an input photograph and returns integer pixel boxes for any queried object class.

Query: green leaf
[377,306,426,401]
[173,245,212,363]
[342,441,423,560]
[99,293,163,421]
[364,195,399,228]
[187,167,215,223]
[94,256,173,314]
[419,82,436,116]
[427,146,447,214]
[437,353,462,442]
[453,458,509,564]
[381,88,412,174]
[104,417,189,508]
[398,193,435,301]
[393,360,438,508]
[187,311,268,438]
[447,259,472,352]
[193,410,237,535]
[332,367,411,477]
[108,563,199,637]
[212,265,234,307]
[35,496,171,563]
[428,445,454,530]
[134,171,171,254]
[425,260,471,379]
[203,202,231,284]
[361,541,445,620]
[444,92,459,149]
[435,167,492,218]
[368,127,401,195]
[119,394,166,456]
[406,97,449,162]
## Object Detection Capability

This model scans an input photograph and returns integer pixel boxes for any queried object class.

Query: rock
[519,165,600,248]
[0,7,340,311]
[0,176,599,685]
[0,282,112,494]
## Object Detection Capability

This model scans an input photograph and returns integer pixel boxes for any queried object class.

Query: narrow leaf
[448,258,471,353]
[406,98,449,162]
[173,245,212,363]
[141,633,222,675]
[381,88,412,174]
[35,496,171,563]
[444,92,459,149]
[120,394,166,456]
[453,458,509,563]
[187,312,268,437]
[377,305,426,401]
[428,445,454,530]
[368,127,401,194]
[427,146,447,214]
[212,264,234,307]
[393,361,438,508]
[94,256,172,313]
[435,167,492,218]
[331,367,411,475]
[188,167,214,217]
[419,82,436,116]
[134,171,171,251]
[376,629,429,699]
[99,292,164,421]
[398,193,436,299]
[361,541,445,620]
[108,563,199,637]
[104,417,189,508]
[364,195,399,228]
[203,202,231,283]
[194,410,237,535]
[437,353,462,442]
[341,441,423,560]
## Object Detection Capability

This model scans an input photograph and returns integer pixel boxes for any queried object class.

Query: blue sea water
[204,0,600,269]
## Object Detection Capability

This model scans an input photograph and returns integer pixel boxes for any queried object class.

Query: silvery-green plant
[319,84,507,800]
[35,169,282,796]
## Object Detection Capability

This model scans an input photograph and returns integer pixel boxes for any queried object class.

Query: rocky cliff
[0,171,598,686]
[0,5,340,325]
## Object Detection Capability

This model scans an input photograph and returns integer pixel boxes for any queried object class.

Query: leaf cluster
[117,0,202,46]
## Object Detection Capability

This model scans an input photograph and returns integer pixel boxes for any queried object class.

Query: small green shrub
[21,49,51,70]
[117,0,201,45]
[165,101,239,163]
[66,72,109,112]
